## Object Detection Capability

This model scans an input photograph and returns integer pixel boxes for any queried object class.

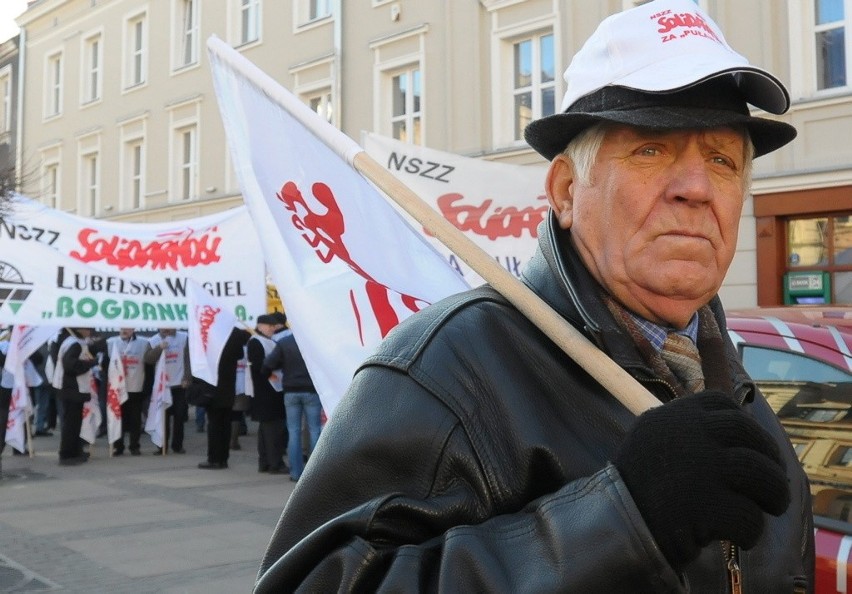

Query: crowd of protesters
[0,313,323,481]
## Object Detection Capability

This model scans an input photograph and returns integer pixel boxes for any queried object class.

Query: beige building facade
[12,0,852,306]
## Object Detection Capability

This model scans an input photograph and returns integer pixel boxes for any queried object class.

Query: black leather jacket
[256,214,814,593]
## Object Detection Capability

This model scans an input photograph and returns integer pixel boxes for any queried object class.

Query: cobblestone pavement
[0,418,294,593]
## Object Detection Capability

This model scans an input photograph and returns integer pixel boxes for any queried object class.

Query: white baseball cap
[525,0,796,160]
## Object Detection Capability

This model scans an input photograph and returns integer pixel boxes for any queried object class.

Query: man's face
[159,329,176,338]
[547,125,747,328]
[119,328,134,339]
[257,322,275,337]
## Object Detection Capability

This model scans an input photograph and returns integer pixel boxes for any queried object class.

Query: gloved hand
[613,390,790,571]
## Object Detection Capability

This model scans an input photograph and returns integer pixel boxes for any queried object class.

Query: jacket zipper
[722,541,742,594]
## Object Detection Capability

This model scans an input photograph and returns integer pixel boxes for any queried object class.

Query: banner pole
[352,153,660,416]
[25,413,34,458]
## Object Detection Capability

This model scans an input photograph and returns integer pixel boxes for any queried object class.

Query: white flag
[4,325,57,452]
[78,372,102,445]
[208,37,469,416]
[145,352,173,448]
[5,386,30,453]
[106,341,129,444]
[186,279,239,385]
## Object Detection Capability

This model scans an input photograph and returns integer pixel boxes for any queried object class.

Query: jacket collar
[521,212,753,394]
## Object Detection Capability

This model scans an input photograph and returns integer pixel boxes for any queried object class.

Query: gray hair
[561,123,755,198]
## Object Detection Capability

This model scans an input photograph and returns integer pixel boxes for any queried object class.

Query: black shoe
[198,461,226,470]
[96,428,107,438]
[130,448,141,456]
[81,452,90,461]
[59,456,86,466]
[230,443,241,450]
[267,467,285,475]
[34,430,53,437]
[172,448,186,454]
[258,465,269,473]
[12,449,25,456]
[113,449,124,456]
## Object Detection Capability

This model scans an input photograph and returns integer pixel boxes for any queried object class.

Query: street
[0,419,293,593]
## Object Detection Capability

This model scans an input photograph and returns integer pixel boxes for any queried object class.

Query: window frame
[509,31,555,143]
[171,121,199,202]
[123,9,149,91]
[44,50,64,119]
[172,0,200,71]
[789,0,852,99]
[240,0,262,45]
[369,24,428,146]
[120,116,147,212]
[40,145,62,210]
[0,65,11,134]
[80,29,104,106]
[388,66,422,145]
[486,12,558,151]
[294,0,333,31]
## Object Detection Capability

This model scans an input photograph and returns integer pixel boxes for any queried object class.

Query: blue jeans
[33,384,51,432]
[284,391,322,480]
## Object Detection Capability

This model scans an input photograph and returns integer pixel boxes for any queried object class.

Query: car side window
[740,344,852,383]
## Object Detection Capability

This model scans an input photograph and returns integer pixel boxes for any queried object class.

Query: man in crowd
[145,328,190,454]
[247,314,286,474]
[55,328,104,466]
[263,318,322,483]
[106,328,151,456]
[254,0,814,591]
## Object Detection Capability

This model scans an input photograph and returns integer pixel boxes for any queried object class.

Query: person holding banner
[145,329,191,454]
[254,1,813,591]
[55,328,103,466]
[197,327,250,470]
[247,314,286,474]
[106,329,151,456]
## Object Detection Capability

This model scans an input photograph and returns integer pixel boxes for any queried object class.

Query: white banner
[80,375,102,445]
[106,340,128,445]
[363,133,548,286]
[208,37,469,416]
[145,352,172,448]
[0,195,266,328]
[187,279,239,386]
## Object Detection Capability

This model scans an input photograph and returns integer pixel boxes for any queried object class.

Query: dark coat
[195,329,249,410]
[255,214,814,593]
[248,335,284,422]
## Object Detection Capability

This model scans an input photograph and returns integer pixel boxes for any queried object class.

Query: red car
[726,307,852,592]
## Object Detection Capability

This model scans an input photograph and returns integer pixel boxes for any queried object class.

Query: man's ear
[545,155,575,229]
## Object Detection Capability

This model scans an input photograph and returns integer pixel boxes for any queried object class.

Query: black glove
[613,390,790,571]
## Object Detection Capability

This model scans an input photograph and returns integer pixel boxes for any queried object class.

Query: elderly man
[255,1,814,591]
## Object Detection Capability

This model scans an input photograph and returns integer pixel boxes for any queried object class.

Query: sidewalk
[0,419,294,593]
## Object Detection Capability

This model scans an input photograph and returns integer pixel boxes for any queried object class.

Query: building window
[308,90,333,123]
[175,0,199,69]
[786,214,852,302]
[81,152,99,216]
[174,125,197,201]
[815,0,847,89]
[82,33,103,104]
[390,67,422,144]
[125,13,147,88]
[310,0,331,20]
[43,162,60,209]
[0,67,11,133]
[240,0,261,44]
[45,52,63,117]
[125,140,144,210]
[511,32,555,141]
